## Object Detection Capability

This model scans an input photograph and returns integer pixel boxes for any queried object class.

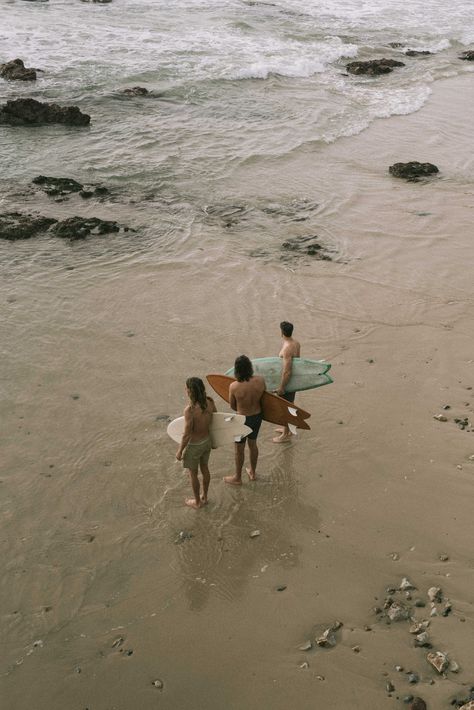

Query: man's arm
[176,405,193,460]
[277,353,292,396]
[229,382,237,411]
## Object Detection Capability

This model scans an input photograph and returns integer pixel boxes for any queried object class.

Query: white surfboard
[167,412,252,447]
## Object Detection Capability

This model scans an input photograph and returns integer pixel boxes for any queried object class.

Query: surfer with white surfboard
[175,377,216,509]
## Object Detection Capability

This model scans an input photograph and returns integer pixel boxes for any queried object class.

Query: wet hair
[186,377,207,411]
[234,355,253,382]
[280,321,294,337]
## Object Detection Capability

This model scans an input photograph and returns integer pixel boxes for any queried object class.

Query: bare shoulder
[183,403,192,416]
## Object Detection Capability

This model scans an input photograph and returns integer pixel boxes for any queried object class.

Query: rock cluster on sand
[459,51,474,61]
[346,58,405,75]
[0,98,90,126]
[0,58,37,81]
[389,161,439,181]
[0,212,126,240]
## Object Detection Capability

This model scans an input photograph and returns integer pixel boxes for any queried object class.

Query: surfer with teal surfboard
[273,321,301,443]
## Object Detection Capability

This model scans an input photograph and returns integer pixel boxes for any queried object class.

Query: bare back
[185,396,215,442]
[229,376,265,416]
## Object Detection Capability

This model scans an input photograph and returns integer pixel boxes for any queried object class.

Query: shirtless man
[223,355,265,485]
[273,321,300,443]
[176,377,216,509]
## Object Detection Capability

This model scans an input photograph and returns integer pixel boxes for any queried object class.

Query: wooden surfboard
[167,411,252,447]
[206,374,311,430]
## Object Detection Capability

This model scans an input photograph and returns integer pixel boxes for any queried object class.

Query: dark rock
[389,161,439,181]
[386,681,395,692]
[459,51,474,61]
[388,42,404,48]
[0,98,90,126]
[405,50,432,57]
[410,699,427,710]
[0,58,37,81]
[53,217,120,240]
[122,86,149,96]
[407,672,419,684]
[346,58,405,76]
[0,212,57,240]
[276,585,287,592]
[81,0,112,3]
[32,175,84,196]
[281,235,332,260]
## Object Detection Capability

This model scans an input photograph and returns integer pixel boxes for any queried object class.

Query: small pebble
[352,645,361,653]
[111,636,124,648]
[433,414,448,422]
[316,675,325,681]
[439,554,449,561]
[407,672,419,684]
[276,585,287,592]
[299,661,309,669]
[250,530,260,538]
[386,681,395,693]
[403,696,414,704]
[152,679,164,689]
[414,599,426,608]
[395,665,404,672]
[298,641,312,651]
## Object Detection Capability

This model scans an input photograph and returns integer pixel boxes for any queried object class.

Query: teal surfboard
[225,357,333,393]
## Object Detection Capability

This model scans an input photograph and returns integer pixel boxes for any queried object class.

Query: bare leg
[224,441,245,485]
[185,468,201,508]
[246,438,258,480]
[273,423,293,443]
[200,462,210,504]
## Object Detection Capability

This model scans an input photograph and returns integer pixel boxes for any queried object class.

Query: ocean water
[1,0,473,194]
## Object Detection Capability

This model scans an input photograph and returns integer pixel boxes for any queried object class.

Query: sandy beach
[1,72,474,710]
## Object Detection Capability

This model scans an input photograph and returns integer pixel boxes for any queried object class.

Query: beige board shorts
[183,437,211,470]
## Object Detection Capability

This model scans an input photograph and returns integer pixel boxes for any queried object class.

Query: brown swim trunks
[182,437,211,470]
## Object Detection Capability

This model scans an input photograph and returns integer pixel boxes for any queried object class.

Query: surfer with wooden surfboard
[222,355,265,485]
[273,320,301,443]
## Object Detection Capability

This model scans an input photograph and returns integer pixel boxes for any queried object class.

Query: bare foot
[200,496,208,506]
[185,498,201,509]
[223,476,242,486]
[274,427,284,433]
[246,467,257,481]
[272,432,293,443]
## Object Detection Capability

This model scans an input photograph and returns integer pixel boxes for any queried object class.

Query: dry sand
[1,75,474,709]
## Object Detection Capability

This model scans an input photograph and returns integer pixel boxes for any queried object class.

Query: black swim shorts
[243,412,263,440]
[281,391,296,404]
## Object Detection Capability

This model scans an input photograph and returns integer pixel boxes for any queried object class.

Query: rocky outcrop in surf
[80,0,112,3]
[0,98,90,126]
[53,217,121,239]
[281,235,332,260]
[0,59,37,81]
[405,50,432,57]
[389,161,439,181]
[122,87,149,96]
[0,212,129,240]
[0,212,57,240]
[32,175,110,199]
[346,58,405,75]
[459,50,474,61]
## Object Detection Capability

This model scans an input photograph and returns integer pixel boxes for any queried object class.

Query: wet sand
[1,75,474,709]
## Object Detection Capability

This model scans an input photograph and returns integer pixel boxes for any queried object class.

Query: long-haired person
[176,377,216,509]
